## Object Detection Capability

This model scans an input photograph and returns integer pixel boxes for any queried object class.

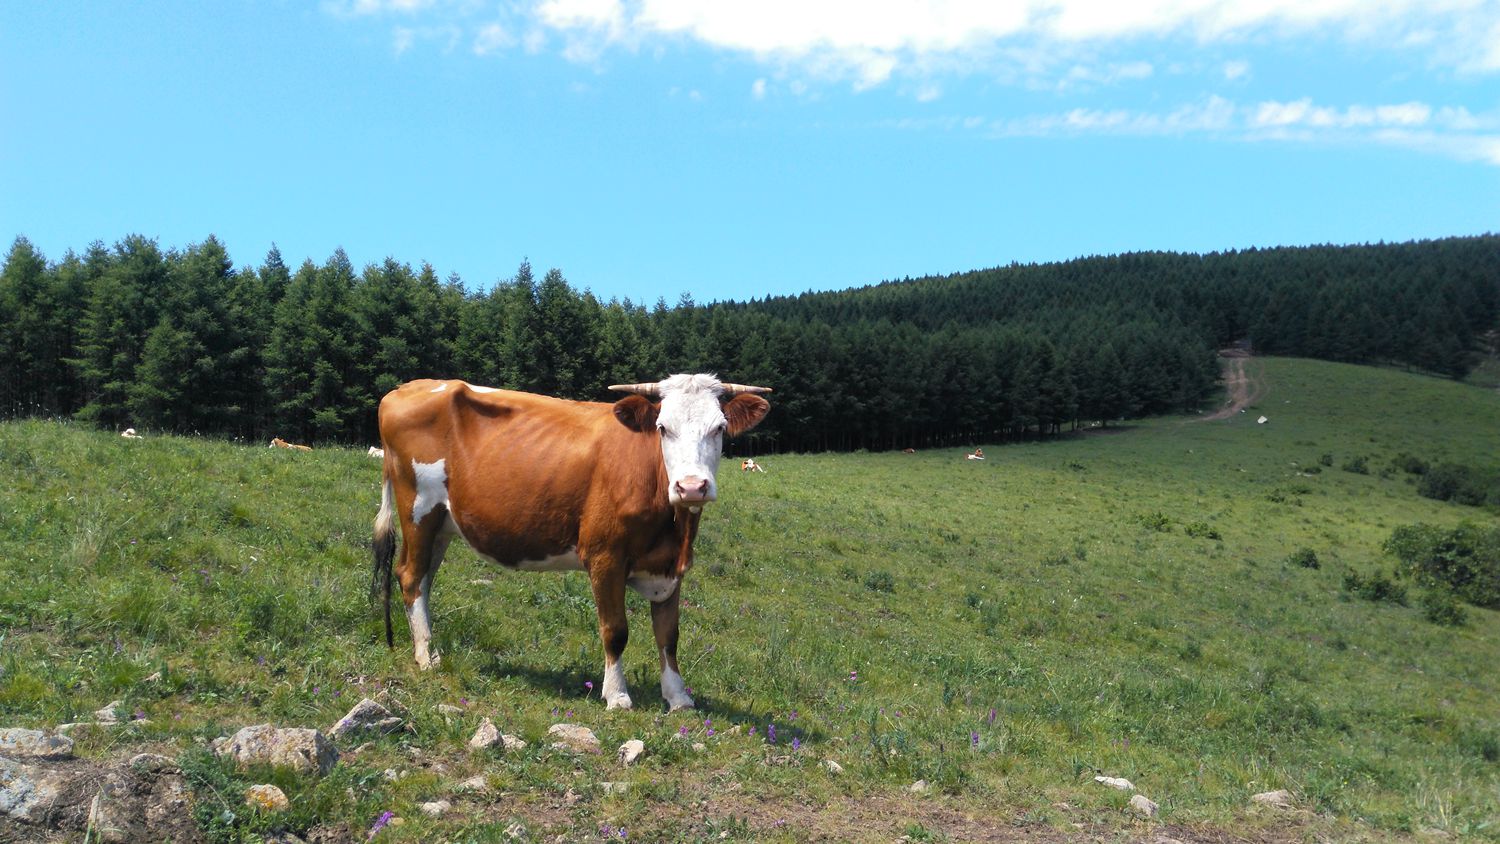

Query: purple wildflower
[706,728,715,737]
[789,710,798,721]
[679,725,690,737]
[618,827,627,839]
[585,681,594,695]
[767,723,777,744]
[791,737,800,751]
[988,708,996,724]
[849,670,857,681]
[133,709,146,721]
[748,726,757,736]
[461,697,469,706]
[970,731,980,749]
[368,810,394,839]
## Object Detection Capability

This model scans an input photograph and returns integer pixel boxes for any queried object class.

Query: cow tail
[372,470,397,649]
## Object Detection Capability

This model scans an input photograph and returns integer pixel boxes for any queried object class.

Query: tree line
[1,233,1495,453]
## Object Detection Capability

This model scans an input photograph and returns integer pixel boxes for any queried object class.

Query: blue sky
[2,1,1497,305]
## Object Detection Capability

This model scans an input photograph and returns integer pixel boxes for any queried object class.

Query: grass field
[1,357,1497,842]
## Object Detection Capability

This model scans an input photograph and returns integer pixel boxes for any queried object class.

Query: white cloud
[473,22,514,55]
[1223,59,1249,80]
[751,78,767,100]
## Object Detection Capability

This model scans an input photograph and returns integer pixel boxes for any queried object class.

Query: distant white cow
[121,428,140,439]
[966,448,985,460]
[741,457,764,472]
[368,446,385,458]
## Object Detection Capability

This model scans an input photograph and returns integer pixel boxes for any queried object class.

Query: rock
[217,724,339,775]
[420,799,452,817]
[908,779,930,794]
[469,718,525,751]
[502,733,527,751]
[383,768,403,781]
[453,775,490,793]
[0,757,71,822]
[0,727,74,759]
[504,821,528,839]
[1129,794,1159,817]
[245,783,291,812]
[691,742,707,752]
[547,723,600,754]
[766,755,792,766]
[600,781,630,794]
[329,698,403,740]
[1250,789,1294,808]
[129,753,179,773]
[436,703,465,716]
[618,739,645,766]
[1094,774,1134,791]
[822,759,844,774]
[469,578,494,586]
[144,671,162,683]
[94,700,125,724]
[87,780,138,842]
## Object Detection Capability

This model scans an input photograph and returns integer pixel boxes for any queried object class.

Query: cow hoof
[667,696,696,712]
[605,693,634,710]
[417,653,442,671]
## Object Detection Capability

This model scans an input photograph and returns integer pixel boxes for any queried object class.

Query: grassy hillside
[1,357,1497,842]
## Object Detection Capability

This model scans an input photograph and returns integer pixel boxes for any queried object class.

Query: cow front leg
[651,584,695,711]
[589,565,633,709]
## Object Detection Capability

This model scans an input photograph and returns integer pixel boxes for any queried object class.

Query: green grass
[1,357,1498,842]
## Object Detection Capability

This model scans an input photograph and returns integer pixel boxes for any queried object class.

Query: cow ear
[613,395,659,433]
[722,394,770,437]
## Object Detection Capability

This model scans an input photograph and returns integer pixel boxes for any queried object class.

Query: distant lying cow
[372,374,770,710]
[368,446,385,458]
[966,448,985,460]
[270,437,312,451]
[121,428,141,439]
[741,458,765,473]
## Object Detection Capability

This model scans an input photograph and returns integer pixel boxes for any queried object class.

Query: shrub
[1420,590,1467,627]
[1385,522,1500,608]
[863,570,895,593]
[1341,455,1369,475]
[1137,511,1172,532]
[1184,521,1221,540]
[1288,548,1320,569]
[1319,453,1334,467]
[1418,462,1500,507]
[1392,453,1429,475]
[1342,570,1408,606]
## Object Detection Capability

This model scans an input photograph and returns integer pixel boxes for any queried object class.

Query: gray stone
[469,718,501,750]
[244,783,290,812]
[419,799,452,817]
[329,698,403,740]
[1129,794,1159,817]
[1094,774,1134,791]
[129,753,179,773]
[617,739,645,766]
[600,781,630,794]
[0,757,71,822]
[94,700,125,724]
[0,727,74,760]
[908,779,930,794]
[436,703,465,716]
[1250,789,1294,808]
[453,774,490,793]
[217,724,338,775]
[822,759,844,774]
[547,723,600,754]
[502,733,528,751]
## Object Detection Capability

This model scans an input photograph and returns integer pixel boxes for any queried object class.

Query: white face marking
[516,548,585,572]
[411,459,448,524]
[430,382,448,392]
[627,575,680,602]
[654,375,729,506]
[602,660,631,710]
[660,654,694,711]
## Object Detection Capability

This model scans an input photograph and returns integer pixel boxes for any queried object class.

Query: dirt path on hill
[1199,354,1266,421]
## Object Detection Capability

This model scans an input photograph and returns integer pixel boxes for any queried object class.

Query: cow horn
[608,382,661,397]
[720,383,773,396]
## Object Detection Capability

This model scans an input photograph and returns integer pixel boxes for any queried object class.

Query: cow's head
[610,375,771,508]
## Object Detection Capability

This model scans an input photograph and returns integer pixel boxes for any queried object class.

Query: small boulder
[617,739,645,766]
[600,781,630,794]
[822,759,844,775]
[436,703,465,716]
[129,753,179,773]
[1250,789,1294,809]
[0,727,74,760]
[453,775,490,793]
[329,698,403,740]
[1,757,71,822]
[245,784,290,812]
[217,725,338,775]
[419,799,452,817]
[909,779,930,794]
[547,723,600,754]
[94,700,125,724]
[1129,794,1159,817]
[1094,774,1134,791]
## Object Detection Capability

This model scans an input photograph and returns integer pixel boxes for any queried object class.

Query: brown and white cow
[371,374,770,710]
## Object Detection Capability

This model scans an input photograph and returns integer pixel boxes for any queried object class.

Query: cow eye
[656,424,670,437]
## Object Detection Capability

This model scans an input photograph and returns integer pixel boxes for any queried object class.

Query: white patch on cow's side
[660,654,694,711]
[411,459,448,524]
[626,574,679,602]
[430,382,448,392]
[655,374,729,506]
[602,659,632,710]
[408,570,439,669]
[466,384,497,393]
[516,548,585,572]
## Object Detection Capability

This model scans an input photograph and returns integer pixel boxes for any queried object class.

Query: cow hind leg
[650,585,695,711]
[589,565,633,709]
[398,510,454,670]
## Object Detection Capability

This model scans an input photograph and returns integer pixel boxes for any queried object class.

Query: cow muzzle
[671,475,714,506]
